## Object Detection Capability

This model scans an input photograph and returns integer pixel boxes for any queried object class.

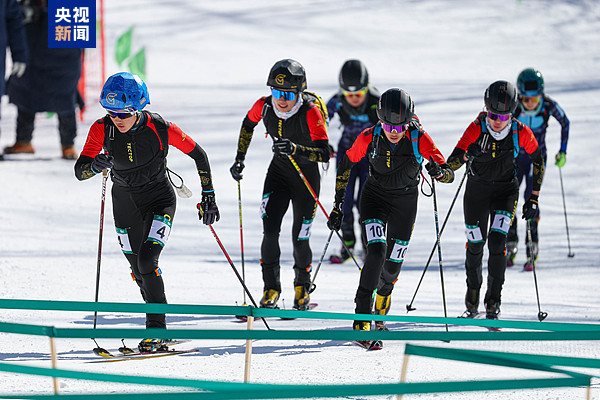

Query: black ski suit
[75,111,215,328]
[447,112,544,310]
[233,93,330,293]
[334,118,454,315]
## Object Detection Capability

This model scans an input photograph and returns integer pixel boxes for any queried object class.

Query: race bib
[116,227,132,254]
[491,210,513,235]
[389,239,410,263]
[364,219,386,244]
[147,214,172,247]
[465,224,483,243]
[297,218,314,241]
[260,193,270,219]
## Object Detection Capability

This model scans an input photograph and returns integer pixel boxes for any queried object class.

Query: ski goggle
[487,111,511,122]
[271,88,297,101]
[520,95,541,105]
[381,122,408,133]
[342,87,368,98]
[106,110,137,119]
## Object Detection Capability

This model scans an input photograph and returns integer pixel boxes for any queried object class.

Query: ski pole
[526,219,548,321]
[285,153,361,271]
[429,162,448,331]
[558,168,575,258]
[197,204,271,330]
[308,230,335,294]
[92,170,109,355]
[406,160,471,312]
[237,181,247,304]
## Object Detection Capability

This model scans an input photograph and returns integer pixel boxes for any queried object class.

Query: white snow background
[1,0,599,398]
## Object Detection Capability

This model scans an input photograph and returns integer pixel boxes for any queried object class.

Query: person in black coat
[4,0,82,159]
[0,0,27,161]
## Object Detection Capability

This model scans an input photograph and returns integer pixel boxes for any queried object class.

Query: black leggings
[354,181,418,315]
[112,181,176,328]
[260,161,319,292]
[463,178,518,306]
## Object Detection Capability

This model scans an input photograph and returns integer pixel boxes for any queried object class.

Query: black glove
[327,204,343,231]
[425,159,443,180]
[466,143,482,160]
[522,194,539,220]
[230,159,244,181]
[272,138,296,156]
[91,153,113,173]
[198,192,220,225]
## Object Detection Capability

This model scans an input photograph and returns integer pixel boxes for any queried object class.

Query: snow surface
[1,0,599,398]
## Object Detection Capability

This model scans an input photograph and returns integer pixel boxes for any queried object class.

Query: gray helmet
[267,59,307,92]
[376,88,414,125]
[484,80,518,115]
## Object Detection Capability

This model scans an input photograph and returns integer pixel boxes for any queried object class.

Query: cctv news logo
[48,0,96,48]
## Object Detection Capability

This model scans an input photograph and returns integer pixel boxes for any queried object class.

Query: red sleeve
[455,121,481,151]
[247,97,267,124]
[306,103,328,141]
[167,122,197,154]
[346,127,372,163]
[418,131,446,164]
[80,121,106,158]
[518,123,539,154]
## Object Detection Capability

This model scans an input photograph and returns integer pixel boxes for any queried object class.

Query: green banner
[115,26,133,67]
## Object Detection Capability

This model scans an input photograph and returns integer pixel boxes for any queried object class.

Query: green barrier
[1,298,599,331]
[0,361,592,399]
[2,321,600,341]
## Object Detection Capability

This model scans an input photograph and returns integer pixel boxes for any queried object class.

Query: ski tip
[93,348,114,358]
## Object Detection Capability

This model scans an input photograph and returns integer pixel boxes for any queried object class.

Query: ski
[235,303,318,322]
[91,348,198,363]
[458,311,500,331]
[352,340,382,351]
[93,339,191,359]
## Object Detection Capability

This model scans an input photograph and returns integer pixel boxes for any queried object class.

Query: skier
[75,72,219,351]
[229,59,330,311]
[506,68,570,270]
[326,59,380,263]
[327,88,454,334]
[446,80,544,320]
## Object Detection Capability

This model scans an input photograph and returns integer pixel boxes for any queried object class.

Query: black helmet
[517,68,544,97]
[339,59,369,91]
[484,80,518,115]
[376,88,414,125]
[267,59,307,92]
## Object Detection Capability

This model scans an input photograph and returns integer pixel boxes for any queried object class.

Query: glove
[230,159,244,181]
[198,192,220,225]
[555,151,566,168]
[425,159,443,180]
[272,138,296,156]
[522,194,539,220]
[466,143,482,160]
[327,204,343,231]
[10,62,26,78]
[91,153,113,173]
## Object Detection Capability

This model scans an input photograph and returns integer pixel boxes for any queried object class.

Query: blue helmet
[99,72,150,111]
[517,68,544,97]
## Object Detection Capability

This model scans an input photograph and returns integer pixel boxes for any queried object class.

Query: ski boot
[461,288,480,318]
[260,289,280,308]
[61,145,78,160]
[524,241,538,272]
[506,241,518,267]
[138,338,170,353]
[374,293,391,331]
[293,285,310,310]
[353,320,372,347]
[3,141,34,154]
[485,300,500,320]
[330,240,354,264]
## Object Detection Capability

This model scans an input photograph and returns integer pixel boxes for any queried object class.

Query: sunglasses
[487,111,511,122]
[107,110,136,119]
[521,95,541,104]
[342,87,368,98]
[381,123,408,133]
[271,88,297,101]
